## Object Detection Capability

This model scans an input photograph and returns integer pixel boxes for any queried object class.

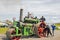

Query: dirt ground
[0,30,60,40]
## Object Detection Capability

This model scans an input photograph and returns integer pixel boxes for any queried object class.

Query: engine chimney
[28,12,30,18]
[19,9,23,22]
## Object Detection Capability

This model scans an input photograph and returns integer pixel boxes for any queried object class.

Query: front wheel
[11,36,20,40]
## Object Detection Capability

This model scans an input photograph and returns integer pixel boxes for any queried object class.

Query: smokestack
[28,12,30,18]
[19,9,23,22]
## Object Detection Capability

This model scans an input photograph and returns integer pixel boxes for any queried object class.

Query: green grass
[55,23,60,26]
[55,23,60,30]
[0,27,9,34]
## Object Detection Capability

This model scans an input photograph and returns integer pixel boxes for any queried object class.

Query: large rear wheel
[38,27,44,38]
[34,26,44,38]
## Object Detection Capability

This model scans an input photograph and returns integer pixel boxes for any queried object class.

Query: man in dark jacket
[43,25,52,37]
[40,16,46,21]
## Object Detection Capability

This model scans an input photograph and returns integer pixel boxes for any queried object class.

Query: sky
[0,0,60,23]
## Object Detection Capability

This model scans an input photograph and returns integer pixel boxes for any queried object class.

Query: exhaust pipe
[19,9,23,22]
[28,12,30,18]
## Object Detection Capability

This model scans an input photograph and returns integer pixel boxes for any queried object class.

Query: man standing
[51,24,56,36]
[40,16,46,21]
[43,25,52,37]
[40,16,46,28]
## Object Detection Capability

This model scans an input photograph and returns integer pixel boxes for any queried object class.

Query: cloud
[0,0,60,23]
[21,0,60,16]
[20,0,60,23]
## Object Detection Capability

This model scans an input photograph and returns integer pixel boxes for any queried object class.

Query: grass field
[0,27,9,34]
[55,23,60,30]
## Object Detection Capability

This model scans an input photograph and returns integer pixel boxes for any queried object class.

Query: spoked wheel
[37,27,44,38]
[34,26,44,38]
[11,36,20,40]
[6,29,21,40]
